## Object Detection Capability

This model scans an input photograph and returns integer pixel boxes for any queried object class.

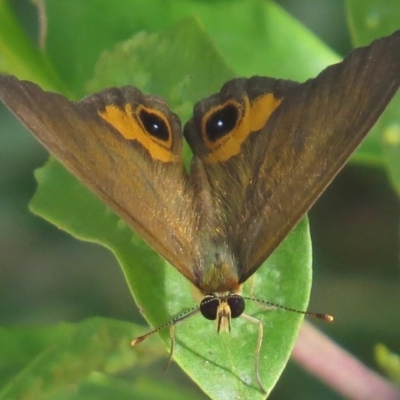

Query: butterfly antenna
[131,305,201,346]
[243,297,334,322]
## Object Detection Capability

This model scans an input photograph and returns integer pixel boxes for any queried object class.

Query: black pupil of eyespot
[228,295,245,318]
[205,104,239,142]
[139,109,169,141]
[200,297,219,320]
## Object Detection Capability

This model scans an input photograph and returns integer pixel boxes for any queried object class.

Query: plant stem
[293,321,400,400]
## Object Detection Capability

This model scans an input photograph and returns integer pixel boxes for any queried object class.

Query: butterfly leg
[241,313,267,394]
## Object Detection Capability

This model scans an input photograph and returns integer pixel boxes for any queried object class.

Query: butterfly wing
[185,30,400,283]
[0,76,199,283]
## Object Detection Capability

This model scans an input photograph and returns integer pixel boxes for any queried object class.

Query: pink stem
[292,321,400,400]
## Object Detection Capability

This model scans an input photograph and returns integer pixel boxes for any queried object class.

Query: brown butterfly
[1,29,399,393]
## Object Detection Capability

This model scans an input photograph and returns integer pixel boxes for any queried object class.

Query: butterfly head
[200,293,245,333]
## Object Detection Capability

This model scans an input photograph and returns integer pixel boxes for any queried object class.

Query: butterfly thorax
[195,240,241,294]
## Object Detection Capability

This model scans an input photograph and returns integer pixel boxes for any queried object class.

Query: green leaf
[42,0,341,91]
[27,17,312,399]
[346,0,400,44]
[375,343,400,385]
[0,318,160,400]
[0,0,66,92]
[170,0,340,80]
[346,0,400,191]
[381,122,400,193]
[86,17,235,120]
[52,372,207,400]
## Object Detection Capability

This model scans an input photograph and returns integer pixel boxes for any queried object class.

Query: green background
[0,0,399,399]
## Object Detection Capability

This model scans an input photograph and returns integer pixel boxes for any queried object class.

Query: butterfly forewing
[0,76,199,282]
[1,30,400,292]
[185,30,400,283]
